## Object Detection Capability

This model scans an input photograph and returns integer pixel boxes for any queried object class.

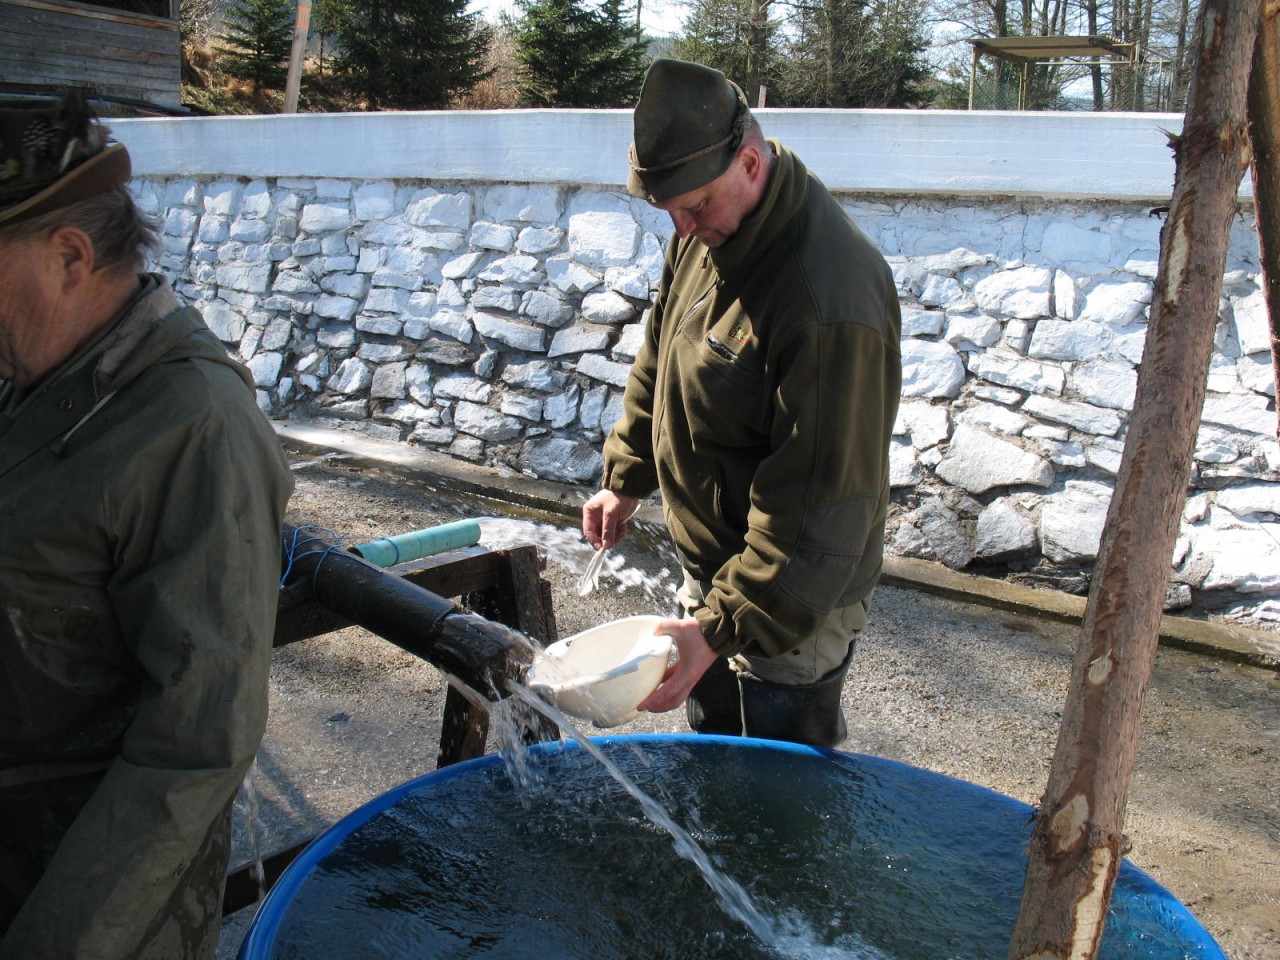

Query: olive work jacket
[603,145,902,659]
[0,276,292,958]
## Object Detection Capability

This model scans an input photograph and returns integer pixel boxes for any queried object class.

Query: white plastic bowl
[526,616,673,728]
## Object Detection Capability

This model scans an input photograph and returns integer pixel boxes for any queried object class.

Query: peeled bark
[1006,0,1259,957]
[1247,0,1280,438]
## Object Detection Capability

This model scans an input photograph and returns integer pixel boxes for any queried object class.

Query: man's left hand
[638,618,719,713]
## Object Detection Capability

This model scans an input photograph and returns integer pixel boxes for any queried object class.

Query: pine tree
[778,0,931,108]
[333,0,492,110]
[214,0,295,93]
[512,0,646,108]
[672,0,779,100]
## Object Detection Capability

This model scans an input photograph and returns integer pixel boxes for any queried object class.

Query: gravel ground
[220,456,1280,960]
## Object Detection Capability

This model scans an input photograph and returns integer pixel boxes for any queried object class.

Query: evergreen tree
[512,0,646,108]
[778,0,931,108]
[672,0,780,103]
[333,0,492,110]
[213,0,295,93]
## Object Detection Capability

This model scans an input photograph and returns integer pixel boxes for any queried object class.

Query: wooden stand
[223,543,560,917]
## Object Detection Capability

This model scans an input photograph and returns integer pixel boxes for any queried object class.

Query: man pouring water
[582,59,901,747]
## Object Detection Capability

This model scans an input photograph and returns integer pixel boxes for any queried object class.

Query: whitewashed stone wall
[118,112,1276,616]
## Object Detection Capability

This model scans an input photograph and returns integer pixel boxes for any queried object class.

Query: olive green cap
[626,58,752,203]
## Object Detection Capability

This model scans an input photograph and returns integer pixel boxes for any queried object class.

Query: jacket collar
[0,275,238,475]
[708,141,809,282]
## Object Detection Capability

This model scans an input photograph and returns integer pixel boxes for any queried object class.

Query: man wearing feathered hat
[583,60,902,746]
[0,93,292,958]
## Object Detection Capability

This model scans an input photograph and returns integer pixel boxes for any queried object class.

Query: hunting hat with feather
[0,92,131,228]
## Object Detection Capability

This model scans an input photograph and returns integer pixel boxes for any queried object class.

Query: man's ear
[47,226,96,292]
[738,143,768,186]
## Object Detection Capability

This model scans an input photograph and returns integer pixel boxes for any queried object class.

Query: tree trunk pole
[1246,0,1280,438]
[1006,0,1259,956]
[283,0,313,114]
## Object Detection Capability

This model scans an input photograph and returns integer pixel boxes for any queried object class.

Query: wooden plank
[0,3,179,104]
[0,44,177,77]
[0,12,178,57]
[0,0,176,30]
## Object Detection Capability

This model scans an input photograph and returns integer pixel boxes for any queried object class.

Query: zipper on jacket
[677,291,712,334]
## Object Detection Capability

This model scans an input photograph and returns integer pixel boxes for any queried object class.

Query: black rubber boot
[738,647,854,748]
[685,656,743,736]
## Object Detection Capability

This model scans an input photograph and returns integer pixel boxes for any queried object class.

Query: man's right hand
[582,489,641,550]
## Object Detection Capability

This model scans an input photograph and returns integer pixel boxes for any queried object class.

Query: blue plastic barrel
[239,735,1226,960]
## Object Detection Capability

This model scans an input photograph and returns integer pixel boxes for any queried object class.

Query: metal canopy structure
[968,35,1140,110]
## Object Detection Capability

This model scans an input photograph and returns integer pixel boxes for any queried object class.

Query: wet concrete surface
[219,453,1280,960]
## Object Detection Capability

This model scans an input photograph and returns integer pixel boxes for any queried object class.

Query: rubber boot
[685,656,744,736]
[738,648,854,748]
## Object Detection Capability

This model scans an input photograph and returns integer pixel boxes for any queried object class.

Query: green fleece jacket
[0,276,292,958]
[603,145,901,659]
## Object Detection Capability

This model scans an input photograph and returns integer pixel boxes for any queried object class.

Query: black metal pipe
[280,524,531,700]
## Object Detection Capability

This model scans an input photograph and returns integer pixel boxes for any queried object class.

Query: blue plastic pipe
[351,520,482,567]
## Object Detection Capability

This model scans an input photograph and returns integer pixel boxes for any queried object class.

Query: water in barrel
[246,735,1222,960]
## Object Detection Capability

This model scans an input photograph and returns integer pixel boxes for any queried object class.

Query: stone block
[406,190,471,229]
[546,256,602,294]
[1023,394,1123,437]
[895,400,951,449]
[434,374,493,403]
[544,386,579,428]
[322,273,371,299]
[198,300,245,344]
[474,312,546,352]
[576,353,632,389]
[567,193,639,267]
[300,202,352,234]
[973,266,1052,319]
[502,360,565,393]
[889,438,922,488]
[522,290,575,328]
[479,255,542,285]
[969,352,1065,396]
[482,184,562,223]
[470,221,518,252]
[246,351,283,388]
[371,361,408,400]
[443,251,488,280]
[472,286,522,313]
[901,307,945,338]
[581,290,637,325]
[518,437,603,484]
[1040,480,1112,562]
[936,425,1054,493]
[1069,359,1137,410]
[550,324,611,358]
[975,499,1038,560]
[454,401,523,442]
[517,226,564,254]
[354,182,397,221]
[328,357,372,394]
[901,339,965,399]
[1078,280,1152,325]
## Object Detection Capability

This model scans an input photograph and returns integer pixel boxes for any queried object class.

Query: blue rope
[279,525,352,588]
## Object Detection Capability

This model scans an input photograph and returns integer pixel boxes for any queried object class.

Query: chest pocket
[673,291,771,450]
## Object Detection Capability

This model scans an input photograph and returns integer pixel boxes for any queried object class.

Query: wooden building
[0,0,182,111]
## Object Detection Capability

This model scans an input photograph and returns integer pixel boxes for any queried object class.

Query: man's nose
[669,210,695,238]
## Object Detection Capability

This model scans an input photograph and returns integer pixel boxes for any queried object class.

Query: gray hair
[0,186,159,272]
